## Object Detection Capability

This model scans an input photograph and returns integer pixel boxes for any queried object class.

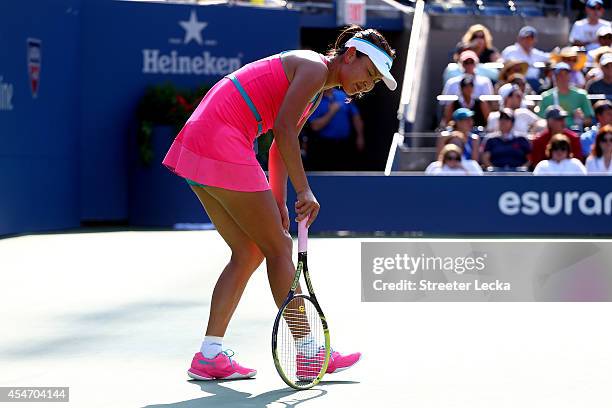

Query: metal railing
[385,0,425,175]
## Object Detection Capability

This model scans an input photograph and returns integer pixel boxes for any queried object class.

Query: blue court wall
[0,0,81,236]
[284,175,612,236]
[141,173,612,236]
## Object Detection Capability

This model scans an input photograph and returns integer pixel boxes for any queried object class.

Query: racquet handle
[298,217,308,253]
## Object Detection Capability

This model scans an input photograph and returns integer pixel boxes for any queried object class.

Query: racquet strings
[277,296,326,386]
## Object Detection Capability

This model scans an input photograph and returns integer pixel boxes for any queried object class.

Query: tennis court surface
[1,230,610,407]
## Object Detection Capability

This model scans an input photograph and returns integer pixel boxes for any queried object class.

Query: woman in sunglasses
[585,124,612,174]
[533,133,587,175]
[461,24,500,63]
[426,134,483,175]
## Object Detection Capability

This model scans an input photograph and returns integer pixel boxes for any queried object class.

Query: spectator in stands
[538,62,594,130]
[306,88,364,170]
[481,108,531,170]
[531,106,584,168]
[501,26,550,83]
[425,143,483,175]
[506,73,535,97]
[550,46,587,88]
[586,53,612,100]
[570,0,611,52]
[494,60,529,93]
[538,61,554,93]
[438,108,480,161]
[585,47,612,84]
[487,83,539,136]
[461,24,500,63]
[581,100,612,156]
[585,124,612,174]
[533,134,587,175]
[587,26,612,62]
[442,51,494,99]
[442,76,489,127]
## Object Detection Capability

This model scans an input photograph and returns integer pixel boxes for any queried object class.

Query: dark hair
[329,25,396,60]
[546,133,572,158]
[592,124,612,158]
[460,75,475,88]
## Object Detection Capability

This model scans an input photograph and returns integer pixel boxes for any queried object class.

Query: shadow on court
[143,380,359,408]
[0,300,204,360]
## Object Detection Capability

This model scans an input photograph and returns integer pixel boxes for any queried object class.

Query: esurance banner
[361,241,612,302]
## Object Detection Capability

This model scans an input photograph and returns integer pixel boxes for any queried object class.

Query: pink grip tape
[298,218,308,253]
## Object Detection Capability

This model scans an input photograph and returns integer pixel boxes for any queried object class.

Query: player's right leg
[187,184,263,380]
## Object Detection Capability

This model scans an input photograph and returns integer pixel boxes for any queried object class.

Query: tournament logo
[27,38,42,98]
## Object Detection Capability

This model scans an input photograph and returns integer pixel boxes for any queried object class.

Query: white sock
[295,334,318,358]
[201,336,223,359]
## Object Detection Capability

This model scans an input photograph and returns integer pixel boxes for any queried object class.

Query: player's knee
[260,230,292,260]
[230,243,264,274]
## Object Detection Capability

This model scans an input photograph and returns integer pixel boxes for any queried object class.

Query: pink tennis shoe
[188,350,256,381]
[296,347,362,380]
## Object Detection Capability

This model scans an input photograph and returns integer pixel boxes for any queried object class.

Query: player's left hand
[277,201,290,231]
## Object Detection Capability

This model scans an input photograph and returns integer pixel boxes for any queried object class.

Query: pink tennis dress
[162,51,326,192]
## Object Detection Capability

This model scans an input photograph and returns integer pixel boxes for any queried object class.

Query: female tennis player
[162,25,397,381]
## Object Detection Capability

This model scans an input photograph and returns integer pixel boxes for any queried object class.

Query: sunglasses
[601,137,612,143]
[444,155,461,161]
[551,146,569,152]
[462,60,476,65]
[472,33,485,39]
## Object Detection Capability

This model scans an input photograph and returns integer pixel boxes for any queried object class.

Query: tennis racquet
[271,218,331,390]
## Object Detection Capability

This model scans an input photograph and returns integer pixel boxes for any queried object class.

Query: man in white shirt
[501,26,550,80]
[487,83,540,136]
[570,0,611,52]
[442,50,494,100]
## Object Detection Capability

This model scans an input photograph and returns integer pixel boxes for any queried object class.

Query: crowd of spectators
[433,0,612,175]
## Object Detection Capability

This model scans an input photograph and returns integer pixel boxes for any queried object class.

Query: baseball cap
[594,100,612,115]
[499,83,520,100]
[459,50,479,64]
[499,108,515,121]
[553,62,571,73]
[545,105,568,120]
[600,53,612,66]
[518,26,537,38]
[586,0,603,8]
[597,26,612,37]
[452,108,475,121]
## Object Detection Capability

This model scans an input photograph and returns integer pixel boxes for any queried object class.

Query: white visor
[345,37,396,91]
